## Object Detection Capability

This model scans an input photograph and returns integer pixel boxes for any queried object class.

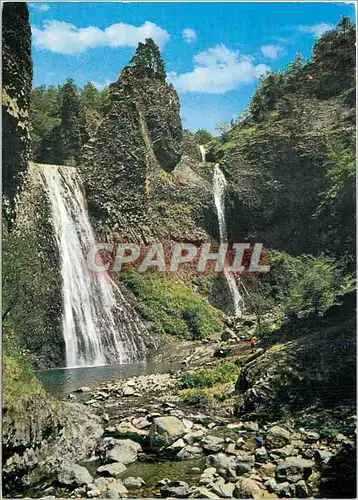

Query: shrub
[121,271,222,339]
[177,362,239,389]
[180,389,213,407]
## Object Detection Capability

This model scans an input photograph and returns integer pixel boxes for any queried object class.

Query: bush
[177,362,239,389]
[180,389,213,407]
[121,271,222,340]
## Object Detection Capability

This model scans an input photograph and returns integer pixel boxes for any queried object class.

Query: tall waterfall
[40,165,150,368]
[213,164,245,318]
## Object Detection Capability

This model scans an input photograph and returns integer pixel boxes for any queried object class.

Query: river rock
[78,386,92,393]
[276,456,314,483]
[160,480,190,498]
[177,444,203,460]
[255,447,268,463]
[97,462,127,478]
[107,479,128,496]
[57,463,93,487]
[150,416,186,450]
[201,435,225,452]
[234,477,262,498]
[105,439,142,464]
[122,386,135,396]
[184,430,205,444]
[189,487,219,498]
[295,479,309,497]
[266,426,291,448]
[123,476,146,489]
[221,329,237,341]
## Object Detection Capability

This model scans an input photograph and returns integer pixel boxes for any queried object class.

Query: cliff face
[82,38,211,244]
[2,3,33,228]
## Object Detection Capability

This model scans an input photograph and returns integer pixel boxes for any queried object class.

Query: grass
[177,362,240,389]
[121,271,222,340]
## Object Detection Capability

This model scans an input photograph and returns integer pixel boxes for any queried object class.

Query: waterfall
[40,164,151,368]
[213,164,245,318]
[199,144,206,164]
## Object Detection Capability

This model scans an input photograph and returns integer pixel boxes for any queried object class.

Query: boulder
[255,447,268,463]
[266,426,291,448]
[276,456,314,483]
[234,477,262,498]
[105,439,142,464]
[123,476,146,489]
[57,464,93,487]
[221,329,237,342]
[150,416,186,450]
[201,435,225,452]
[177,445,204,460]
[97,462,127,478]
[160,480,190,498]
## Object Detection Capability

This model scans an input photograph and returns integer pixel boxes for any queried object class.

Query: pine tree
[130,38,166,81]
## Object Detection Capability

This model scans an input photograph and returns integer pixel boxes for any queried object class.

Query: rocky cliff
[82,38,212,244]
[2,2,32,229]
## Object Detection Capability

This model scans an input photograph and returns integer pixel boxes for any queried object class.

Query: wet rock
[276,456,314,483]
[57,463,93,487]
[105,439,142,464]
[160,480,190,498]
[150,416,186,450]
[97,462,127,478]
[123,476,146,489]
[201,435,225,452]
[266,426,291,448]
[78,387,92,393]
[234,477,262,498]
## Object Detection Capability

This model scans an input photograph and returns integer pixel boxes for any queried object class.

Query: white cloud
[30,3,50,13]
[297,23,334,38]
[182,28,197,44]
[168,44,270,94]
[261,44,283,60]
[31,20,169,54]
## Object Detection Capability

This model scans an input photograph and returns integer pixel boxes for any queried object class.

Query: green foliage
[130,38,166,81]
[121,271,222,340]
[194,129,214,145]
[177,362,239,389]
[269,251,355,318]
[180,389,214,407]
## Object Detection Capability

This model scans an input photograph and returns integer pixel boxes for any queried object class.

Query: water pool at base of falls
[37,360,183,398]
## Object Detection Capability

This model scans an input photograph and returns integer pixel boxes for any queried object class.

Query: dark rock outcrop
[2,2,32,229]
[234,313,356,419]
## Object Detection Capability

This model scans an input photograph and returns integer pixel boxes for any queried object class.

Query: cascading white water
[213,164,245,318]
[199,144,206,164]
[40,164,151,368]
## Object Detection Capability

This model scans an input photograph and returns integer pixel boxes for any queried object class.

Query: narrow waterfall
[199,144,206,164]
[213,164,245,318]
[40,165,150,368]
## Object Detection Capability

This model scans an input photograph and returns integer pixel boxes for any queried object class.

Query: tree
[80,82,101,111]
[130,38,166,81]
[194,129,213,145]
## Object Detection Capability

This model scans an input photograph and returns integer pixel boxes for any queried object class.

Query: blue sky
[29,2,356,132]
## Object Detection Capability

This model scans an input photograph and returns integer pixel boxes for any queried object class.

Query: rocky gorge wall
[2,2,32,229]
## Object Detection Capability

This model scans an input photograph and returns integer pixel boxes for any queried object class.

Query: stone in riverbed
[201,435,225,452]
[234,477,263,498]
[105,439,142,464]
[160,480,190,498]
[266,426,291,448]
[97,462,127,478]
[123,476,146,489]
[276,456,314,483]
[177,444,203,460]
[122,386,135,396]
[150,416,186,450]
[57,463,93,487]
[189,486,219,498]
[77,386,92,392]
